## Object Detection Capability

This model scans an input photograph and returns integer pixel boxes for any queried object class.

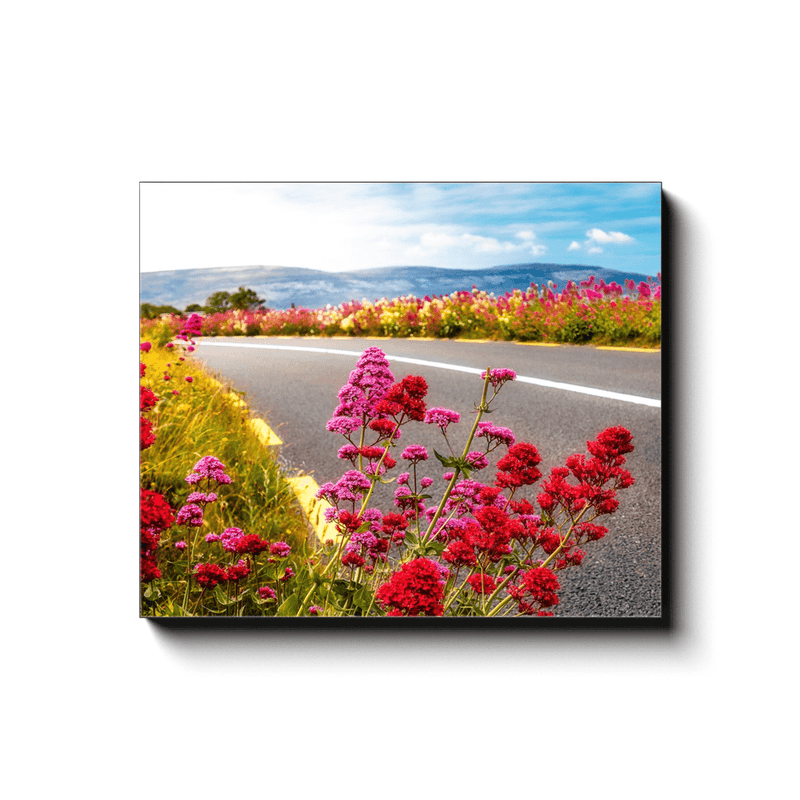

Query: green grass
[140,343,311,616]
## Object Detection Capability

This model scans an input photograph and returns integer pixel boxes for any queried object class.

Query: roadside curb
[285,475,341,545]
[204,373,339,544]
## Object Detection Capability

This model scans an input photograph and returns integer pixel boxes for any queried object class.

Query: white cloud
[413,229,546,259]
[420,232,458,249]
[588,246,603,254]
[568,241,582,251]
[586,228,634,244]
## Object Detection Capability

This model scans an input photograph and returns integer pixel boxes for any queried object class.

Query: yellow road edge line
[286,476,342,545]
[515,341,562,347]
[194,366,336,546]
[203,376,282,443]
[596,346,661,353]
[249,418,282,446]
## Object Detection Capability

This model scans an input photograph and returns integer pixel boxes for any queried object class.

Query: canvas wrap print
[139,182,662,619]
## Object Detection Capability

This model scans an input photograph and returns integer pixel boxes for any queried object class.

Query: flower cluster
[375,557,447,616]
[139,344,159,450]
[186,456,232,485]
[144,275,660,347]
[140,489,174,581]
[152,455,301,610]
[314,345,636,617]
[193,559,252,589]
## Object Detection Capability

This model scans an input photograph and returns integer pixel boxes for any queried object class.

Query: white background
[4,2,796,798]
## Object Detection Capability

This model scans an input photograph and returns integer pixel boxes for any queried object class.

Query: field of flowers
[140,315,638,617]
[140,275,662,347]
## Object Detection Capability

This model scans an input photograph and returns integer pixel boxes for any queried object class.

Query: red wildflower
[140,527,162,582]
[537,528,562,554]
[373,375,428,422]
[341,551,365,568]
[140,386,159,412]
[225,560,251,582]
[194,562,227,589]
[140,489,174,533]
[495,442,542,488]
[235,534,271,554]
[575,522,608,542]
[510,498,535,515]
[336,510,364,534]
[467,573,497,595]
[442,540,477,567]
[587,426,634,465]
[381,512,409,543]
[521,567,561,608]
[368,418,401,440]
[140,415,155,450]
[470,506,514,560]
[375,557,445,616]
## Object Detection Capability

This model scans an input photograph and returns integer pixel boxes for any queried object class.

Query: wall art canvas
[139,182,662,622]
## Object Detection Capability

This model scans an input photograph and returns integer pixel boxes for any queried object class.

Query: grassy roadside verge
[140,342,311,616]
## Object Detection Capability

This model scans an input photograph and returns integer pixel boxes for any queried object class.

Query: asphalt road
[194,336,662,618]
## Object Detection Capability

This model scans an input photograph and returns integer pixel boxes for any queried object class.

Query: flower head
[495,442,542,488]
[140,416,155,450]
[270,541,292,558]
[481,368,516,389]
[176,503,204,527]
[401,444,429,463]
[467,573,497,595]
[194,562,227,589]
[375,558,446,616]
[140,386,159,412]
[327,347,395,429]
[475,421,515,448]
[185,455,232,485]
[258,586,277,601]
[424,407,460,431]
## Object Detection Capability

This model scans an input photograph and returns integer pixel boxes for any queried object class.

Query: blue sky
[140,182,661,276]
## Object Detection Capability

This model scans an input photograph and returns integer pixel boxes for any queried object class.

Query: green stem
[421,367,493,545]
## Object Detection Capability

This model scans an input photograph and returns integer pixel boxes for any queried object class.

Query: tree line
[140,287,266,320]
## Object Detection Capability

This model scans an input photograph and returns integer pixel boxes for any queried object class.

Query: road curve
[194,336,662,619]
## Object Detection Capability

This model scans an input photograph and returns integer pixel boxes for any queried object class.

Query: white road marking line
[197,340,661,408]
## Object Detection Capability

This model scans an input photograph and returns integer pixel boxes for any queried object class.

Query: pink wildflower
[424,407,460,430]
[481,368,516,388]
[270,541,291,558]
[176,504,204,527]
[401,444,429,463]
[258,586,277,601]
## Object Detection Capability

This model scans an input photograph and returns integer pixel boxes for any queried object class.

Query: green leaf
[433,449,457,469]
[352,584,374,611]
[214,584,234,606]
[423,541,447,556]
[330,579,351,596]
[277,592,300,616]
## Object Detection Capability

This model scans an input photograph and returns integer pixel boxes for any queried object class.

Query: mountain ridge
[139,263,658,311]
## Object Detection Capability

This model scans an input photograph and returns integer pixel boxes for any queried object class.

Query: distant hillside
[139,263,657,312]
